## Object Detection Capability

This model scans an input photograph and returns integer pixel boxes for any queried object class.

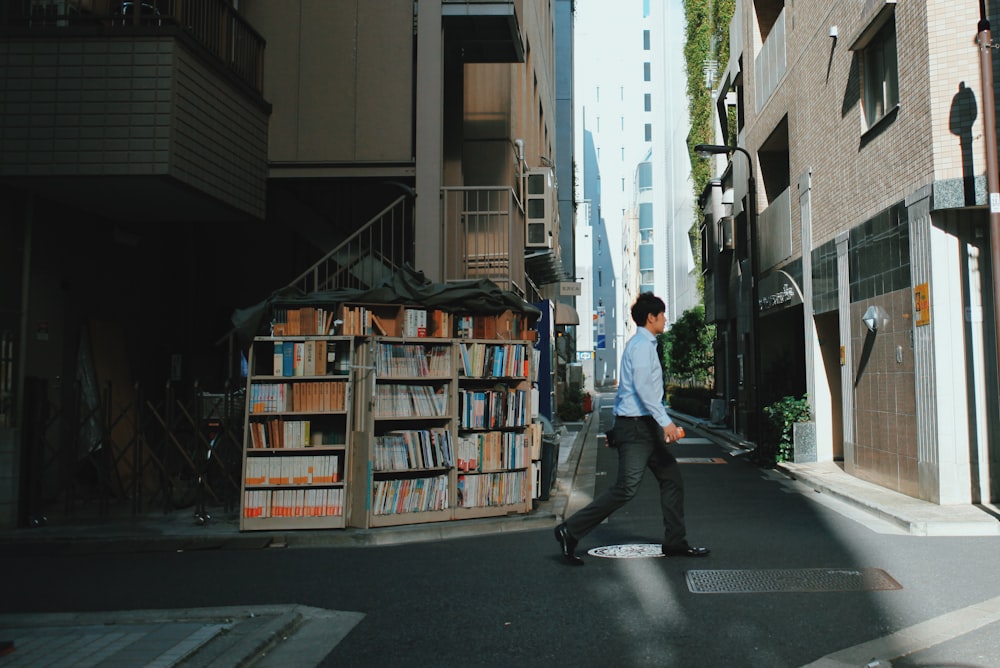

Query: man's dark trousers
[564,416,687,548]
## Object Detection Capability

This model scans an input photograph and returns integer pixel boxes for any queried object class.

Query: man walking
[554,292,710,565]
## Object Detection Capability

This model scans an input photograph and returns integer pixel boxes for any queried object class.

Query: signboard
[757,270,802,314]
[577,351,593,360]
[596,307,606,350]
[560,281,581,296]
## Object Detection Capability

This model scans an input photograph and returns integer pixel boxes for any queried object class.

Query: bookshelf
[350,336,458,528]
[239,300,540,531]
[454,339,533,518]
[240,332,356,530]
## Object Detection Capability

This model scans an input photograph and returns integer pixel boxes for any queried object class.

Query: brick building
[701,0,999,504]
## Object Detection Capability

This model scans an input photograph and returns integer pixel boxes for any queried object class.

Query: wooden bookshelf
[240,335,356,531]
[241,301,539,532]
[350,336,457,528]
[454,339,533,518]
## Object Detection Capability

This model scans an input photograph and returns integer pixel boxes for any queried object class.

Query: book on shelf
[303,341,316,376]
[273,341,284,376]
[429,310,453,338]
[315,339,327,375]
[404,308,428,337]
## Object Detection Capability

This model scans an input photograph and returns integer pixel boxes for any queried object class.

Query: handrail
[283,194,414,295]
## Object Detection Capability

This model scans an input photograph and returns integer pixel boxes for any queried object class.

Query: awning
[555,301,580,325]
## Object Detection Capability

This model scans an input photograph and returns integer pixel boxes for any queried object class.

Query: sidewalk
[0,418,597,667]
[684,417,1000,538]
[2,409,998,666]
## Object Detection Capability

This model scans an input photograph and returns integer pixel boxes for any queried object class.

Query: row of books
[373,428,454,471]
[455,431,528,472]
[272,307,336,336]
[459,342,529,378]
[458,388,528,429]
[242,488,345,518]
[271,340,350,377]
[355,307,454,337]
[249,381,347,413]
[374,342,453,378]
[374,384,449,418]
[455,311,532,340]
[456,470,527,508]
[371,475,450,515]
[276,303,531,340]
[244,454,342,486]
[247,419,346,449]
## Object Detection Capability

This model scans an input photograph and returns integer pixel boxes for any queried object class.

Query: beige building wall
[244,0,415,165]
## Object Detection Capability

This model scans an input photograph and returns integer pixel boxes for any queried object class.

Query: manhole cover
[588,543,665,559]
[686,568,903,593]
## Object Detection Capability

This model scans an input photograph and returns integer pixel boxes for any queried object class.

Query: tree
[660,305,714,382]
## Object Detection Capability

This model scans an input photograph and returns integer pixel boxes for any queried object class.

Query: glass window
[644,124,652,142]
[861,16,898,130]
[643,62,651,81]
[643,30,650,50]
[637,162,653,190]
[644,93,652,112]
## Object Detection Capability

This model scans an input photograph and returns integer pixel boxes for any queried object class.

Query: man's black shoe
[554,523,584,565]
[662,545,710,557]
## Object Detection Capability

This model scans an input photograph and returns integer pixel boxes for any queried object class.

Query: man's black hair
[631,291,665,326]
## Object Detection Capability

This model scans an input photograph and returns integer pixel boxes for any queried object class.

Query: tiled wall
[848,214,918,495]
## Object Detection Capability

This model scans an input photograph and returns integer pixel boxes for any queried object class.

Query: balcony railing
[754,8,786,111]
[0,0,265,94]
[441,187,527,298]
[758,186,792,272]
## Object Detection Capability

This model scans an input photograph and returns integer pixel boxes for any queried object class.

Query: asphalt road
[2,391,999,666]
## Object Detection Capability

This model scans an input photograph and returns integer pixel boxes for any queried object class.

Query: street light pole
[695,144,762,446]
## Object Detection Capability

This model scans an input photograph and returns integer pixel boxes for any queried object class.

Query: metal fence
[20,377,245,525]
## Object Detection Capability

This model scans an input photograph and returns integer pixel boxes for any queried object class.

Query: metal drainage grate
[686,568,903,594]
[676,457,728,464]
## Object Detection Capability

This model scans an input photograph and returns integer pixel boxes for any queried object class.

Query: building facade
[575,0,699,383]
[0,0,568,527]
[702,0,1000,504]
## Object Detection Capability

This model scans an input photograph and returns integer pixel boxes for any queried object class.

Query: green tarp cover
[231,264,541,347]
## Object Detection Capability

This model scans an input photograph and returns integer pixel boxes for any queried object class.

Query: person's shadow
[949,81,978,206]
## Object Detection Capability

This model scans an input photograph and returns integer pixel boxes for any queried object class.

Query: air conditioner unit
[525,167,556,249]
[718,216,736,252]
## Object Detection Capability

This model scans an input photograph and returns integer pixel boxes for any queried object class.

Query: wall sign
[914,283,930,327]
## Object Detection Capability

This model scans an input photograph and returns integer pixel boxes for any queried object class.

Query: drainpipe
[978,3,1000,409]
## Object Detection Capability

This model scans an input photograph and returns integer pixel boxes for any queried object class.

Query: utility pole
[978,2,1000,409]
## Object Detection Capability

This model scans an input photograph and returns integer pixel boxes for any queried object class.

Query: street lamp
[694,143,762,447]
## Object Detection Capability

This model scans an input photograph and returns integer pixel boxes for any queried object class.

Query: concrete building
[0,0,569,527]
[701,0,1000,505]
[575,0,700,384]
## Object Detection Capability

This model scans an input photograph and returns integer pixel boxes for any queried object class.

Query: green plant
[557,384,586,422]
[660,305,715,383]
[755,395,812,466]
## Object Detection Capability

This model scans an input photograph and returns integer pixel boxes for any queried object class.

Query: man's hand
[662,423,684,443]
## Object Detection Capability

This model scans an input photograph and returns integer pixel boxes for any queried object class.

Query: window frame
[850,2,899,133]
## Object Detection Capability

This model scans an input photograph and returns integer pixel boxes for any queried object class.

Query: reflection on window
[861,15,898,130]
